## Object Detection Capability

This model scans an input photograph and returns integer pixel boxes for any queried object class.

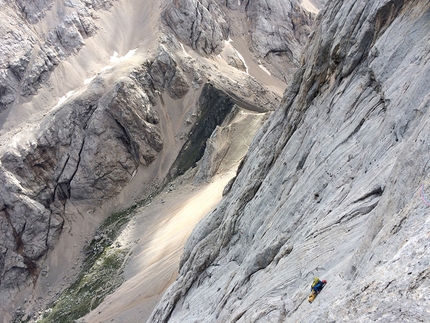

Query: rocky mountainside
[150,0,430,322]
[0,0,321,322]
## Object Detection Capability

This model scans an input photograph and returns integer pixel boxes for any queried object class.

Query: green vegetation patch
[35,208,135,323]
[38,247,127,323]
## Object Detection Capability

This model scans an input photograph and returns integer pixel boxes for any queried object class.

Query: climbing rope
[324,290,335,298]
[420,184,430,206]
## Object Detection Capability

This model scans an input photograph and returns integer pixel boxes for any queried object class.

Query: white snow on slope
[52,90,76,111]
[226,38,249,74]
[258,63,271,75]
[84,49,138,84]
[180,43,190,57]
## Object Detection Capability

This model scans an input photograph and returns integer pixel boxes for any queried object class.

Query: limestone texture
[1,0,319,321]
[0,63,166,314]
[0,0,105,112]
[149,0,430,322]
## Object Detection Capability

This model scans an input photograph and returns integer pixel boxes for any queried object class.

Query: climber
[308,277,327,303]
[311,277,327,293]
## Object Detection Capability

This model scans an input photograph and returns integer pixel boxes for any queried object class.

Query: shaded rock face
[150,0,430,322]
[169,83,235,178]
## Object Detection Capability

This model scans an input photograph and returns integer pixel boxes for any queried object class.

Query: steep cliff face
[150,1,430,322]
[0,0,320,321]
[163,0,316,83]
[0,0,106,113]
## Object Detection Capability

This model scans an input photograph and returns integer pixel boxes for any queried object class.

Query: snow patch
[180,43,190,57]
[52,90,76,110]
[84,76,95,85]
[100,49,138,72]
[99,64,114,73]
[84,49,138,84]
[233,47,248,74]
[110,51,120,63]
[110,48,137,64]
[258,64,271,76]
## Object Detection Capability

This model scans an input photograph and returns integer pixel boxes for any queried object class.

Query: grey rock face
[0,60,170,304]
[0,71,17,112]
[20,46,60,96]
[15,0,54,24]
[163,0,320,82]
[82,0,115,10]
[0,0,316,320]
[246,0,314,70]
[0,166,64,291]
[150,47,190,99]
[162,0,229,56]
[0,0,104,111]
[149,0,430,322]
[214,0,321,82]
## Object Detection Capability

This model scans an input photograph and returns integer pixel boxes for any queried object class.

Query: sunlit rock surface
[0,0,320,321]
[150,1,430,322]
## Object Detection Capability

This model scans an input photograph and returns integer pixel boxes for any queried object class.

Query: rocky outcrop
[168,84,235,178]
[0,52,187,311]
[0,169,63,291]
[163,0,321,82]
[162,0,229,56]
[150,47,190,100]
[0,0,108,112]
[149,0,430,322]
[193,106,269,184]
[244,0,316,80]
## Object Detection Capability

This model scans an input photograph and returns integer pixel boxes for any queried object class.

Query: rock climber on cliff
[308,277,327,303]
